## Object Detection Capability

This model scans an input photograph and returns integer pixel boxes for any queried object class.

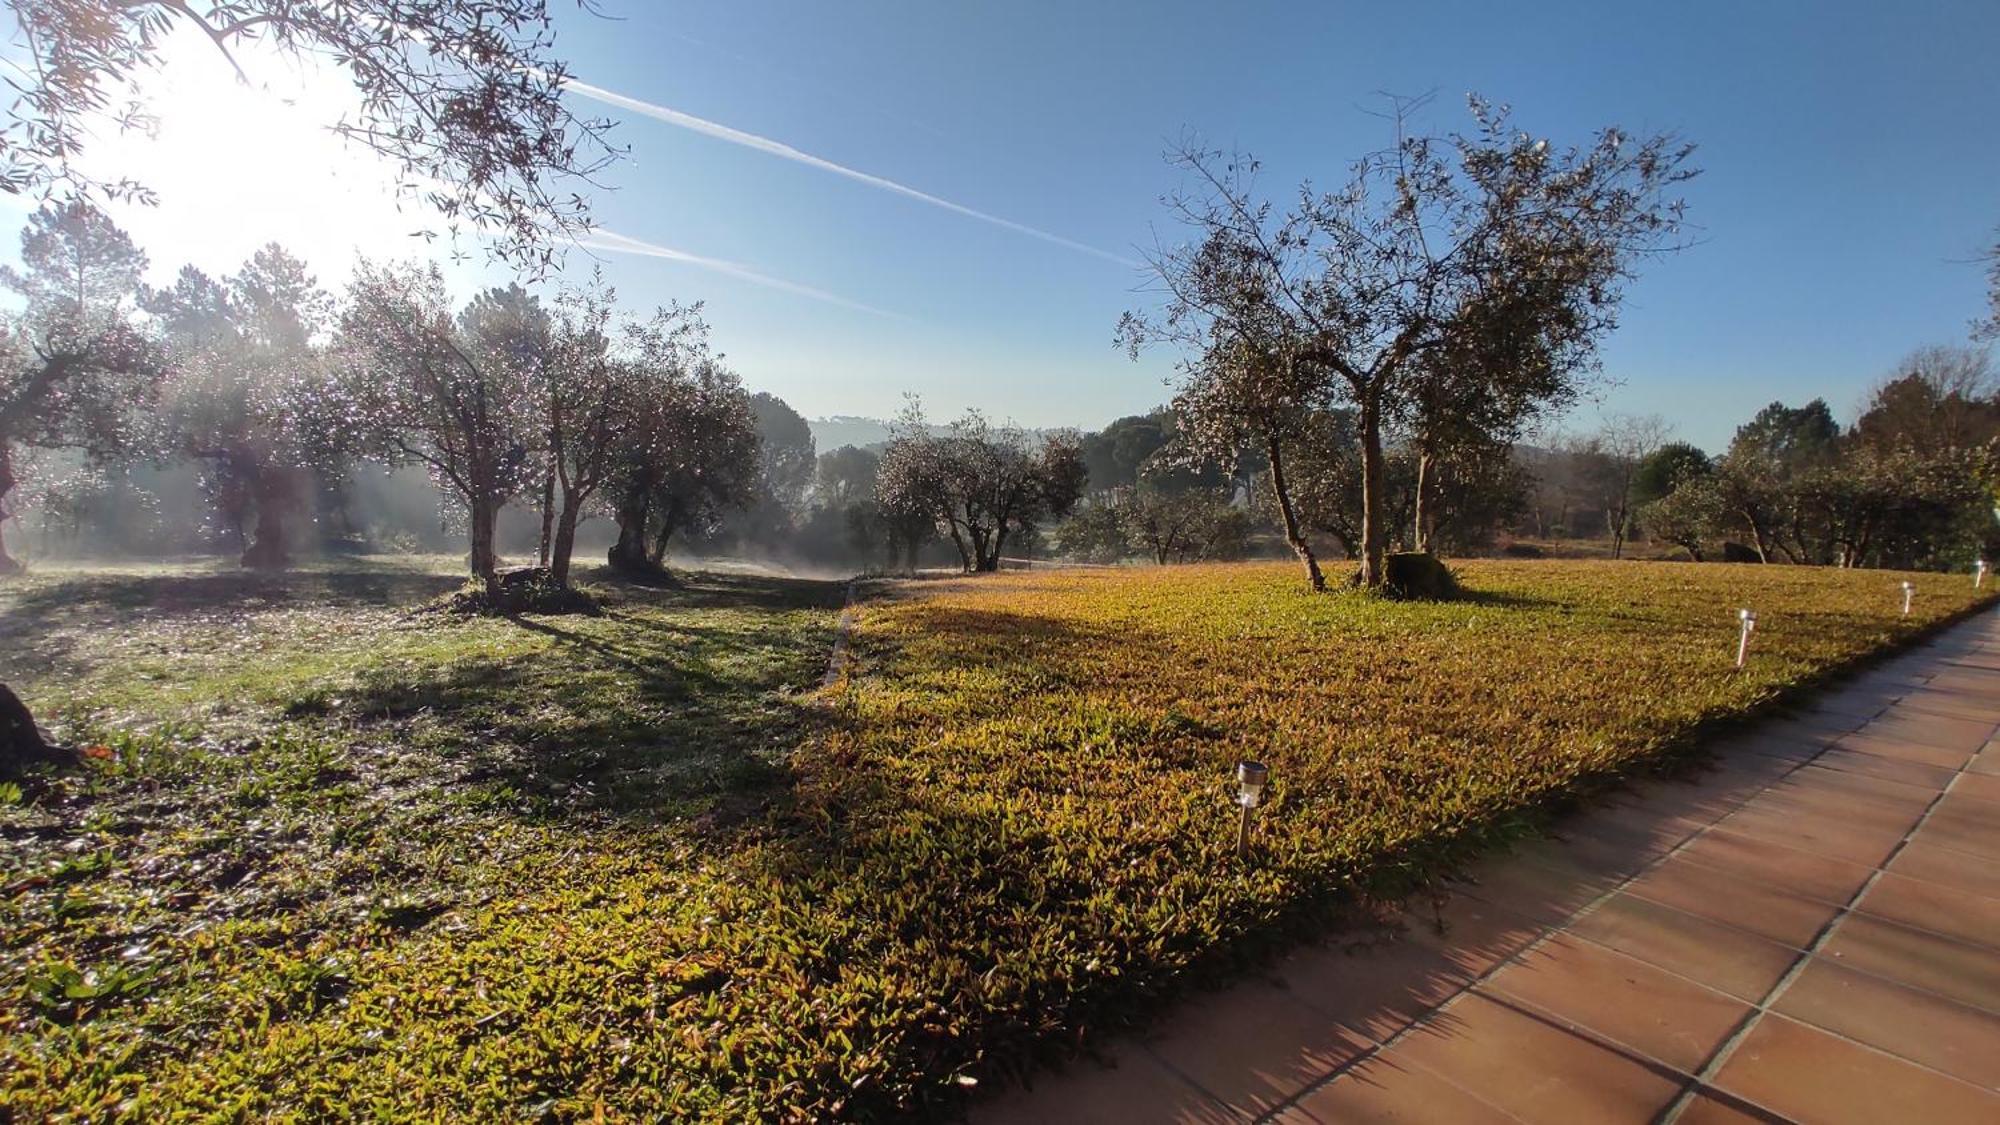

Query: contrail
[581,228,900,317]
[566,78,1140,269]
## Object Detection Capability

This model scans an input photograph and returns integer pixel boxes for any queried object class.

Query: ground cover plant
[2,558,1991,1119]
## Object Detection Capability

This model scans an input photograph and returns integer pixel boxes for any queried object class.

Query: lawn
[1,557,1989,1120]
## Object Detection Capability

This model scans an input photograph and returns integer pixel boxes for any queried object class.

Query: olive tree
[876,406,1086,573]
[1123,97,1696,588]
[603,340,760,578]
[149,245,337,569]
[338,262,539,600]
[0,201,161,573]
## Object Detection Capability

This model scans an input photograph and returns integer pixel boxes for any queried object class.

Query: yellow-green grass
[1,558,1988,1120]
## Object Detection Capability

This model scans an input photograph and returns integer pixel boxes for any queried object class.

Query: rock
[1720,542,1763,563]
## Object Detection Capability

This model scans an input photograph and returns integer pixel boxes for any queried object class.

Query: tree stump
[1379,552,1463,601]
[1,683,74,777]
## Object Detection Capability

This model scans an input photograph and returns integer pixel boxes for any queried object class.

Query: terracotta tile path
[976,611,2000,1124]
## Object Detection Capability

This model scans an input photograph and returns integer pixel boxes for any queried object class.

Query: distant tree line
[0,202,770,605]
[1640,347,1998,569]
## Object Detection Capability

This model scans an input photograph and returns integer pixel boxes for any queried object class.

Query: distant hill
[807,416,897,452]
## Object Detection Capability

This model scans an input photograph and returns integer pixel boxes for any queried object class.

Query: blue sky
[7,1,1996,453]
[544,0,1999,452]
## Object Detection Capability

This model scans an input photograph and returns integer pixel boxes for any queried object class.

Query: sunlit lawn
[1,556,1988,1119]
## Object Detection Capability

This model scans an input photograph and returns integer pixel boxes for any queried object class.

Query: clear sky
[9,0,2000,452]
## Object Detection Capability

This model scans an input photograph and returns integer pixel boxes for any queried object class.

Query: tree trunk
[1412,447,1435,554]
[608,486,650,572]
[0,439,19,575]
[1264,435,1325,591]
[946,522,973,572]
[240,468,291,571]
[549,489,582,587]
[469,495,501,601]
[1357,398,1388,588]
[537,468,556,567]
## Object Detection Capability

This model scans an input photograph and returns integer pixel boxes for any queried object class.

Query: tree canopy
[1,0,620,273]
[1122,96,1697,590]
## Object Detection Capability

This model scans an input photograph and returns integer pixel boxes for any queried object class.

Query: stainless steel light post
[1235,761,1268,859]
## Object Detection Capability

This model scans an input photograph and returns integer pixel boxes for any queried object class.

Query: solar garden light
[1977,560,1988,589]
[1735,608,1756,670]
[1235,760,1269,859]
[1901,581,1915,617]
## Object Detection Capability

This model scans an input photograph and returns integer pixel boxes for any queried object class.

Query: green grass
[1,557,1989,1120]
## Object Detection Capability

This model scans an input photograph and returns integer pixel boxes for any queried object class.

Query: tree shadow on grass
[321,571,849,826]
[0,563,468,690]
[0,565,466,628]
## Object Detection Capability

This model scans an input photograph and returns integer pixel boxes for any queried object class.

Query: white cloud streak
[579,228,899,317]
[566,78,1140,269]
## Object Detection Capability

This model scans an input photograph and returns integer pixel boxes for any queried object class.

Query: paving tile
[1709,1014,2000,1124]
[1566,893,1800,1002]
[1781,760,1942,807]
[1774,957,2000,1089]
[1862,711,1997,754]
[1385,991,1686,1121]
[1477,932,1751,1073]
[969,1042,1238,1125]
[1820,912,2000,1012]
[1604,776,1757,826]
[1489,833,1642,898]
[1889,839,2000,899]
[1142,979,1374,1116]
[1832,730,1972,770]
[1734,786,1928,838]
[1281,1053,1517,1124]
[1396,900,1545,981]
[1952,771,2000,805]
[1273,933,1474,1044]
[1416,862,1602,947]
[1856,871,2000,951]
[1930,669,2000,696]
[1895,691,2000,724]
[1808,746,1959,790]
[1713,801,1906,867]
[1970,751,2000,778]
[1623,854,1841,947]
[1562,801,1712,857]
[1918,804,2000,860]
[1671,826,1877,905]
[1709,728,1830,763]
[1794,691,1896,721]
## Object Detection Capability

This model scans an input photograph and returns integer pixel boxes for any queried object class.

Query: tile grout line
[1250,701,1888,1122]
[1654,701,1999,1123]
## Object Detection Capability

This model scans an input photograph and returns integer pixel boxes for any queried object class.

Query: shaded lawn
[0,558,1989,1120]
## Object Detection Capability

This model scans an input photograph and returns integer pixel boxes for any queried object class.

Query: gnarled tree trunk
[0,440,20,575]
[469,495,501,601]
[1356,396,1388,588]
[240,467,291,571]
[1265,435,1325,591]
[549,488,583,587]
[607,485,651,572]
